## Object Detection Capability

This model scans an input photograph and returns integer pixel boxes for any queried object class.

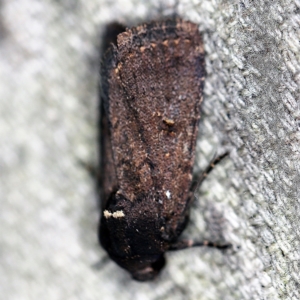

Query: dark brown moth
[99,18,228,281]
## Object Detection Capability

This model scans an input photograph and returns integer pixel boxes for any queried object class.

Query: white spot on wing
[103,210,112,218]
[113,210,125,218]
[103,210,125,219]
[166,190,171,199]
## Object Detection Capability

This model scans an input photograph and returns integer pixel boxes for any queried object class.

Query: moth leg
[169,239,232,251]
[191,152,229,192]
[182,153,231,252]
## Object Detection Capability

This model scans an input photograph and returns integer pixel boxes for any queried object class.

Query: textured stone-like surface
[1,0,299,299]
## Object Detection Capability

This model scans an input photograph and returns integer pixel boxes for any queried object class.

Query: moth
[99,18,229,281]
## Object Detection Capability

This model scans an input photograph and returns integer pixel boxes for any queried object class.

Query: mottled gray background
[1,0,299,299]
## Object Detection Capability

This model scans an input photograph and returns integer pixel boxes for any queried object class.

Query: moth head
[101,230,166,280]
[129,254,166,281]
[99,205,166,281]
[99,190,170,281]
